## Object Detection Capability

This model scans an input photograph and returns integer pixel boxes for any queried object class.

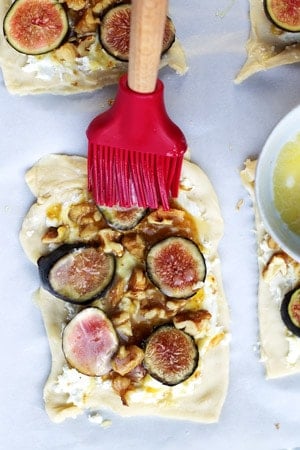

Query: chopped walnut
[173,310,211,337]
[68,202,102,226]
[98,228,124,257]
[42,225,70,244]
[79,223,101,240]
[165,299,190,314]
[111,374,132,406]
[128,268,148,292]
[263,252,289,282]
[64,0,87,11]
[74,9,100,35]
[111,345,144,376]
[111,311,133,338]
[91,0,121,14]
[266,236,280,251]
[263,251,300,282]
[147,208,185,225]
[121,233,146,260]
[53,43,78,63]
[76,36,96,57]
[143,307,166,321]
[105,278,126,309]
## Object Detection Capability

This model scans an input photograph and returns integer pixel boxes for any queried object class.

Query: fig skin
[62,307,119,377]
[38,243,116,305]
[98,205,148,230]
[146,236,206,299]
[3,0,69,55]
[143,325,199,386]
[263,0,300,33]
[99,3,176,61]
[280,287,300,337]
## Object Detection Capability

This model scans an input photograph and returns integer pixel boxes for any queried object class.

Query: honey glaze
[273,133,300,235]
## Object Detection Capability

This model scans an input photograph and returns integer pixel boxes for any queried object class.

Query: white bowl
[255,105,300,263]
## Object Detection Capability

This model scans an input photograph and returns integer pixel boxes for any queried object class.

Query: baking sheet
[1,0,300,449]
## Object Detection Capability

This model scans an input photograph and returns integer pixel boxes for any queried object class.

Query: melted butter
[273,134,300,235]
[46,203,62,221]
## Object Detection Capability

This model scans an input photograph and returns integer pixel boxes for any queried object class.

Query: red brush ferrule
[86,74,187,157]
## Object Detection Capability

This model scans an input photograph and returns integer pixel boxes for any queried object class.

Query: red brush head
[87,75,187,209]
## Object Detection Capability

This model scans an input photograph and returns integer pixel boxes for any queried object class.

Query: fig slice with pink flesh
[97,205,148,230]
[143,325,198,386]
[99,3,175,61]
[264,0,300,32]
[62,307,119,376]
[3,0,69,55]
[146,237,206,299]
[281,287,300,336]
[38,244,116,305]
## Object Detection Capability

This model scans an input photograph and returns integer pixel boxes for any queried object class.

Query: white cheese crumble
[286,335,300,365]
[54,367,92,408]
[21,43,117,81]
[88,411,112,428]
[260,234,300,364]
[128,371,199,404]
[177,190,206,218]
[54,366,109,408]
[22,55,74,81]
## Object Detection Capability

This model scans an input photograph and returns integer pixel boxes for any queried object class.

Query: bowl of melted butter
[256,105,300,263]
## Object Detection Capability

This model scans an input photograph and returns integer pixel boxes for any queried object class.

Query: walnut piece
[42,225,70,244]
[147,208,185,225]
[111,311,133,338]
[74,9,100,35]
[173,309,212,337]
[98,228,124,257]
[68,201,102,226]
[128,268,148,292]
[111,345,144,376]
[64,0,87,11]
[53,43,78,63]
[121,233,146,260]
[263,252,289,282]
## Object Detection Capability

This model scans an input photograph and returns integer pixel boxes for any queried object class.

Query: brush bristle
[88,144,183,209]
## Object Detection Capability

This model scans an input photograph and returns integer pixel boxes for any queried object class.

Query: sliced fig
[62,307,119,376]
[99,3,175,61]
[143,325,198,386]
[146,237,206,299]
[264,0,300,32]
[98,205,148,230]
[3,0,69,55]
[280,287,300,336]
[38,244,115,304]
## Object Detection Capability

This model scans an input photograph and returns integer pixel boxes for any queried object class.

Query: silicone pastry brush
[87,0,187,209]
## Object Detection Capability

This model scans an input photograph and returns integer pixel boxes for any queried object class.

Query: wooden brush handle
[128,0,168,94]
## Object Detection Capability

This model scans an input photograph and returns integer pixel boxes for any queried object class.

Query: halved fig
[99,3,175,61]
[62,307,119,376]
[143,325,198,385]
[146,237,206,298]
[280,287,300,336]
[3,0,69,55]
[98,205,148,230]
[38,244,115,304]
[264,0,300,32]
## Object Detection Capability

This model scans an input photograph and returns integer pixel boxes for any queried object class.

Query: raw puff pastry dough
[0,0,187,95]
[19,154,230,424]
[236,0,300,83]
[241,159,300,378]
